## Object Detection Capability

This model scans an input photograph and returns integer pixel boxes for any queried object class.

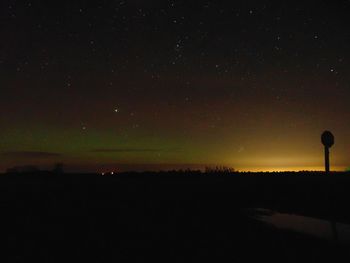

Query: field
[1,172,350,262]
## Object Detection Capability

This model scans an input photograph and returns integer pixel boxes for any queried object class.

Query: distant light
[101,172,105,176]
[114,108,119,113]
[111,172,114,175]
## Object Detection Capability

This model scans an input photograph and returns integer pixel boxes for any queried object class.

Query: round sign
[321,131,334,148]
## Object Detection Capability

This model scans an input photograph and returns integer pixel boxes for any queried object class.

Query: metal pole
[325,146,330,173]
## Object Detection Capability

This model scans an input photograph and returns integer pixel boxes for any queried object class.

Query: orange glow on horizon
[235,166,347,173]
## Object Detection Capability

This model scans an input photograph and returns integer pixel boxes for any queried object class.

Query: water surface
[254,208,350,244]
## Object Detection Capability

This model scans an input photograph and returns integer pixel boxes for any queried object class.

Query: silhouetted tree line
[205,166,236,173]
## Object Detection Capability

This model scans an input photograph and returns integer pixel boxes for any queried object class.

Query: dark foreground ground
[1,171,350,262]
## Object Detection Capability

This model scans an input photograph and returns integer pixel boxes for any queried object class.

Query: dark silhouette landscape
[2,170,350,262]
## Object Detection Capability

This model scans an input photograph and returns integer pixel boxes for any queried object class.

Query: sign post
[321,131,334,173]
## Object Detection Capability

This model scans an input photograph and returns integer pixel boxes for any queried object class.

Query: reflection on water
[254,208,350,244]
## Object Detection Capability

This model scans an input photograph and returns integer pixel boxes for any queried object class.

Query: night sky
[1,0,350,172]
